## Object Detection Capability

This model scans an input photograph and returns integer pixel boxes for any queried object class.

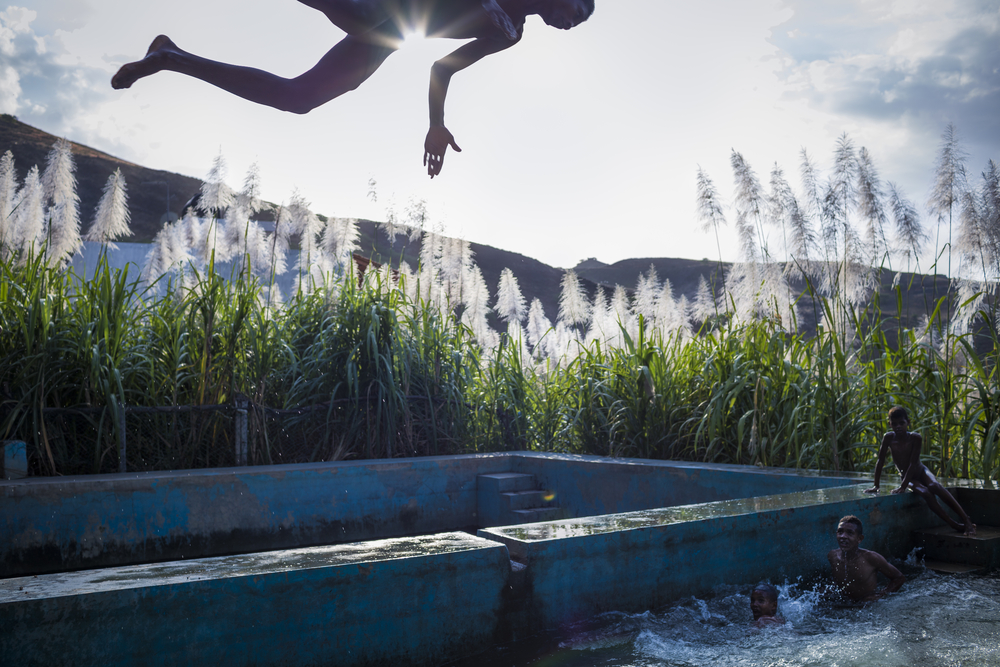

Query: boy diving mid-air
[112,0,595,178]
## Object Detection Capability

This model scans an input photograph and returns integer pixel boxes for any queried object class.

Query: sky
[2,0,999,269]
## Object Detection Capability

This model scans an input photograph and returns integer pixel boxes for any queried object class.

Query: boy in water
[111,0,595,178]
[750,582,784,627]
[827,515,905,602]
[864,405,976,535]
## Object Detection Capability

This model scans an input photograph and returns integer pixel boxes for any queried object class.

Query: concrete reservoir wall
[2,453,994,666]
[0,452,858,577]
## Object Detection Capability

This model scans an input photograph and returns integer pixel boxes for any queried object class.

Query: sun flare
[400,30,426,48]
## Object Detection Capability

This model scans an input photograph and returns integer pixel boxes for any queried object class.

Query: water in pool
[452,564,1000,666]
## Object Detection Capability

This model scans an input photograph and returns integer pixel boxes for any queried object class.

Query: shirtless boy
[827,515,905,602]
[864,405,976,536]
[750,582,784,627]
[111,0,595,178]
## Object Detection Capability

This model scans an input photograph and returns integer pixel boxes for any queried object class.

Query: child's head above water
[838,514,863,536]
[750,582,779,621]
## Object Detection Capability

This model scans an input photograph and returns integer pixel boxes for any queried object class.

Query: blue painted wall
[1,453,860,577]
[480,485,939,633]
[0,454,512,577]
[512,453,861,516]
[0,532,511,667]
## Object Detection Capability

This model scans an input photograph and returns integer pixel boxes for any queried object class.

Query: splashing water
[452,567,1000,666]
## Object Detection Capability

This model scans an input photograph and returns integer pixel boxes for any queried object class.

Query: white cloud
[26,0,94,34]
[0,64,20,112]
[771,0,1000,151]
[0,5,111,132]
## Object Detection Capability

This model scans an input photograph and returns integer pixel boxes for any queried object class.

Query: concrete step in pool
[913,525,1000,571]
[477,472,561,527]
[512,506,563,522]
[504,489,554,510]
[923,559,984,574]
[481,472,538,493]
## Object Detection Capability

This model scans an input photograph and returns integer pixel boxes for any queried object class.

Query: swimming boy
[750,582,784,627]
[111,0,595,178]
[864,405,976,536]
[827,515,905,602]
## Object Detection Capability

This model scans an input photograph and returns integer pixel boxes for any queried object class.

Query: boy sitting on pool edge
[865,405,975,536]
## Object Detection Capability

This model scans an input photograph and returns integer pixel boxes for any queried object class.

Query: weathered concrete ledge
[479,485,943,632]
[508,453,861,516]
[0,532,511,667]
[0,454,512,577]
[0,453,861,577]
[2,467,996,666]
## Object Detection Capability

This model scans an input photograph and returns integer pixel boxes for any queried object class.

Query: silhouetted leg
[912,484,965,531]
[112,34,398,113]
[931,484,976,535]
[295,0,393,34]
[921,470,977,535]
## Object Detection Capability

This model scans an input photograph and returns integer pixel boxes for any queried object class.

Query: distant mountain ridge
[1,115,728,323]
[2,115,947,335]
[0,114,208,240]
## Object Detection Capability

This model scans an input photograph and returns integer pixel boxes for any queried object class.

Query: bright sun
[400,30,426,48]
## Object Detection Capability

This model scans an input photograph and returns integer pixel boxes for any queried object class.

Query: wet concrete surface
[0,531,497,601]
[490,484,876,543]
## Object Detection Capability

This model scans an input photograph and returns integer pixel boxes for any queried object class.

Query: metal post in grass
[235,394,248,466]
[118,403,127,473]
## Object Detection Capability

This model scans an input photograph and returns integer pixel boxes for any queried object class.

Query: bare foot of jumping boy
[112,35,179,89]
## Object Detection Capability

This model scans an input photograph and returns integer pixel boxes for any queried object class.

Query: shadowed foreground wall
[0,533,510,667]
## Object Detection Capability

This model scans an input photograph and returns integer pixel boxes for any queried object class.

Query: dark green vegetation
[4,118,999,481]
[3,250,1000,481]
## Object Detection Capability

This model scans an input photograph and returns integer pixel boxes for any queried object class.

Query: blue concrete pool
[1,453,995,666]
[0,452,863,577]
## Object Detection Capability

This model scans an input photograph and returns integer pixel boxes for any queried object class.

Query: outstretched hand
[424,126,461,178]
[481,0,518,40]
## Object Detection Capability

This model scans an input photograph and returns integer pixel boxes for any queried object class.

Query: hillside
[2,115,955,335]
[1,115,594,322]
[0,114,211,241]
[574,256,952,340]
